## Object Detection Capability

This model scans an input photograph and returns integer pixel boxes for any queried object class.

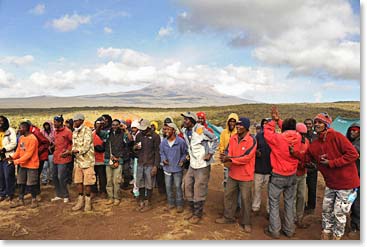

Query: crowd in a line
[0,105,360,240]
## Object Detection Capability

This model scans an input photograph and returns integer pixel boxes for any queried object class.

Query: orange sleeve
[14,138,37,165]
[11,141,21,160]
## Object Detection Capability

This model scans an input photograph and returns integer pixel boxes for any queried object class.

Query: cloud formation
[49,14,91,32]
[0,55,34,66]
[29,3,45,15]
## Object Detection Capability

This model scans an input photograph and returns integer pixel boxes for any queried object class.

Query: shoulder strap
[228,135,257,159]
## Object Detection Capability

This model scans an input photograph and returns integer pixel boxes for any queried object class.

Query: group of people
[0,106,360,240]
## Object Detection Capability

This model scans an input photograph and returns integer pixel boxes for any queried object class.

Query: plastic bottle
[348,188,358,203]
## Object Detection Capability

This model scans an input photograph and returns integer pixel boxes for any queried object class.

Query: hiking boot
[332,235,342,240]
[140,200,152,212]
[84,196,92,211]
[176,206,184,213]
[321,231,331,240]
[10,199,25,208]
[295,218,310,229]
[63,198,70,203]
[30,198,38,208]
[164,204,175,212]
[135,201,145,212]
[189,215,201,224]
[243,225,252,233]
[215,217,236,224]
[51,196,62,202]
[281,229,295,238]
[36,195,42,202]
[106,198,114,205]
[113,199,120,206]
[100,192,107,199]
[0,196,6,202]
[72,195,84,211]
[263,227,280,239]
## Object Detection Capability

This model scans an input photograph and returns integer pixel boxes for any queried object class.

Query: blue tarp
[331,116,360,135]
[207,122,224,141]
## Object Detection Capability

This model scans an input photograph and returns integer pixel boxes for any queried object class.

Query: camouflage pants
[322,187,353,237]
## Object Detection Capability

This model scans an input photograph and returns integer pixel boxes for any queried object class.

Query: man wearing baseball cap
[134,118,161,212]
[62,113,96,211]
[291,112,359,240]
[216,117,257,233]
[181,112,219,224]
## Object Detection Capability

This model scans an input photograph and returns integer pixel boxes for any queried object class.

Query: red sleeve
[231,140,257,166]
[263,120,278,146]
[328,133,359,168]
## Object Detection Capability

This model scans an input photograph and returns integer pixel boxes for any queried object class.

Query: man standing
[291,113,359,240]
[62,114,96,211]
[216,117,257,233]
[9,122,39,208]
[346,123,360,234]
[196,112,214,133]
[51,115,73,203]
[182,112,218,224]
[303,118,318,215]
[160,122,187,213]
[134,119,161,212]
[263,106,302,239]
[92,117,107,198]
[252,118,272,216]
[41,121,55,185]
[0,116,17,202]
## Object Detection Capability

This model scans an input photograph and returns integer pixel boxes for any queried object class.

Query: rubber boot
[72,195,84,211]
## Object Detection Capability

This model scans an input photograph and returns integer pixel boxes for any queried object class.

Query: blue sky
[0,0,361,103]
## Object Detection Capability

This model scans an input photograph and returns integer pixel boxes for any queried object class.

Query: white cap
[131,120,140,128]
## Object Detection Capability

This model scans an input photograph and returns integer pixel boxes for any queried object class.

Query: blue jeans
[41,154,54,183]
[0,160,16,198]
[164,171,183,207]
[52,163,70,198]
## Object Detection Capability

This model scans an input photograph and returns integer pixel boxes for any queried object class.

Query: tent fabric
[331,116,360,135]
[207,122,223,141]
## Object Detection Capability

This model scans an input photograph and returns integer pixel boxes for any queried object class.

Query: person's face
[162,125,168,136]
[131,127,138,134]
[236,124,246,135]
[256,127,261,134]
[95,122,103,130]
[44,123,51,131]
[19,124,28,135]
[103,117,110,128]
[112,121,119,131]
[350,129,360,140]
[304,120,313,132]
[197,116,205,125]
[228,119,236,131]
[54,120,62,129]
[151,124,156,131]
[314,120,326,133]
[166,127,174,138]
[73,119,83,128]
[0,117,4,129]
[263,120,268,125]
[183,117,193,128]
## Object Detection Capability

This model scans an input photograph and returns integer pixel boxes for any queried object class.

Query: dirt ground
[0,159,360,240]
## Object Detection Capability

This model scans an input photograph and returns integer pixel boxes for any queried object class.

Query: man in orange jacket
[216,117,257,233]
[8,122,40,208]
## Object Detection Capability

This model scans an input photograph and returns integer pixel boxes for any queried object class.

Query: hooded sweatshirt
[264,120,302,176]
[30,125,50,161]
[346,122,360,177]
[219,113,239,153]
[196,112,214,133]
[150,121,160,135]
[295,128,359,190]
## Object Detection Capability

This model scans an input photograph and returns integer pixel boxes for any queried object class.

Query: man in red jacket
[291,113,359,240]
[263,106,302,239]
[216,117,257,233]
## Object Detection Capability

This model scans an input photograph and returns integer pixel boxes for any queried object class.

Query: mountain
[0,84,256,108]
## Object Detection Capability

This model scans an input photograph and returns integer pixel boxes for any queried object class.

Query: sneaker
[189,215,201,224]
[263,227,280,239]
[332,235,342,240]
[215,217,236,224]
[164,204,175,212]
[140,200,152,212]
[30,198,38,208]
[281,229,295,238]
[135,201,145,212]
[243,225,252,233]
[321,231,331,240]
[252,210,260,216]
[106,199,114,205]
[63,198,70,203]
[36,195,42,202]
[113,199,120,206]
[51,197,62,202]
[10,199,25,208]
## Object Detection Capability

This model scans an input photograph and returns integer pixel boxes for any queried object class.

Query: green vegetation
[1,101,360,132]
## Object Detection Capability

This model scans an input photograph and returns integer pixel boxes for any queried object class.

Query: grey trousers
[224,177,253,226]
[183,166,210,202]
[268,173,296,236]
[252,173,270,213]
[293,174,306,221]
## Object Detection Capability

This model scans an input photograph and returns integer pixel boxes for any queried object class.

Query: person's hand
[220,153,230,163]
[4,156,13,162]
[163,160,169,166]
[319,154,329,166]
[120,123,127,131]
[256,150,261,157]
[204,153,213,161]
[151,166,158,176]
[288,145,294,155]
[271,105,280,122]
[178,161,184,167]
[72,150,79,155]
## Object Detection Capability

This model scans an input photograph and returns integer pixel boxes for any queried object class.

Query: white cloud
[104,27,113,33]
[177,0,360,81]
[97,47,152,67]
[49,14,91,32]
[29,3,45,15]
[0,69,15,87]
[0,55,34,66]
[158,17,174,38]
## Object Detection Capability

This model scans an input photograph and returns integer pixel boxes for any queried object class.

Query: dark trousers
[0,160,16,198]
[224,177,252,226]
[122,159,132,184]
[52,163,70,198]
[66,162,74,185]
[156,166,166,194]
[305,169,318,210]
[93,165,107,193]
[351,188,360,230]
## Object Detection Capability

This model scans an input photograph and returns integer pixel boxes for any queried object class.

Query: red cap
[314,113,332,128]
[296,123,307,134]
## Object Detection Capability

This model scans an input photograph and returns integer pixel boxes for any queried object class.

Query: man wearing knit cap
[181,112,218,224]
[62,113,96,211]
[291,112,359,240]
[216,117,257,233]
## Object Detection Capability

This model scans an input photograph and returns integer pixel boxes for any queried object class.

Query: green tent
[331,116,360,135]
